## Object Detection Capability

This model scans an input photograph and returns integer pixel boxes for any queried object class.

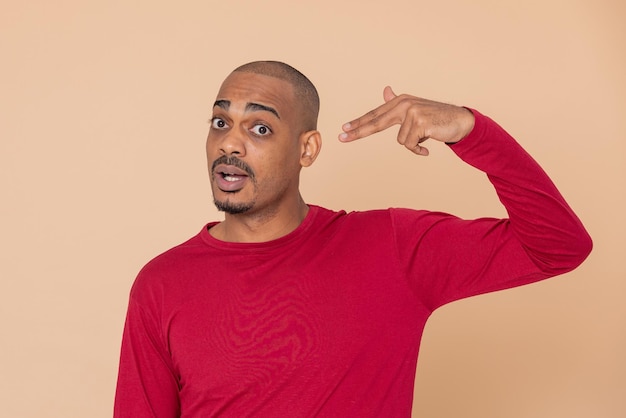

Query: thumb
[383,86,397,103]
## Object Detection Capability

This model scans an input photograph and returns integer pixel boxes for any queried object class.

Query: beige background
[1,0,624,417]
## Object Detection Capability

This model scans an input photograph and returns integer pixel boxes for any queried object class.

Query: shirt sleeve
[114,292,181,418]
[391,109,592,312]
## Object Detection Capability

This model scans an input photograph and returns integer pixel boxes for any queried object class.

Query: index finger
[338,98,403,142]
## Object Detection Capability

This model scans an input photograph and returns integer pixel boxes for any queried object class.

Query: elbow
[533,228,593,276]
[564,229,593,271]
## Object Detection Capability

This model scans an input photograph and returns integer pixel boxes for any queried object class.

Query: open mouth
[214,164,250,192]
[220,171,247,182]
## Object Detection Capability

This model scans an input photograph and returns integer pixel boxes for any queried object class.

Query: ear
[299,130,322,167]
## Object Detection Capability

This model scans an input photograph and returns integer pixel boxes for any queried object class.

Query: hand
[338,87,475,156]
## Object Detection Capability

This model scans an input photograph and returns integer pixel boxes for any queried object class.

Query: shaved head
[232,61,320,131]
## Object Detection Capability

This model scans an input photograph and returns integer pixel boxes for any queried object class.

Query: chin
[213,198,254,215]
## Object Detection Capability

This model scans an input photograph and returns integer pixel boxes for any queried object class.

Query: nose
[218,128,246,157]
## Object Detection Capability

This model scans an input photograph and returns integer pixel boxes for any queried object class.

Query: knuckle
[398,95,416,107]
[407,105,424,123]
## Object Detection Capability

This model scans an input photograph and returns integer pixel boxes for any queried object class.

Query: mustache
[211,155,255,178]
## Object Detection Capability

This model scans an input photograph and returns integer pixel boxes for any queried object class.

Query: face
[206,72,311,217]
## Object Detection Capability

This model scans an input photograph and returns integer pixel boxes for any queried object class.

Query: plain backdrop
[1,1,624,417]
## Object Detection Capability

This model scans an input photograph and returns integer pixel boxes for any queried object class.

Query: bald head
[232,61,320,131]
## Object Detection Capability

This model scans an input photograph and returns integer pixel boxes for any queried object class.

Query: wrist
[445,107,475,144]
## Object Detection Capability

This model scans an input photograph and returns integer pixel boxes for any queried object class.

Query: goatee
[213,197,254,215]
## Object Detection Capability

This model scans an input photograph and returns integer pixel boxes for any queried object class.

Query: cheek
[245,135,302,180]
[258,145,300,171]
[249,154,296,190]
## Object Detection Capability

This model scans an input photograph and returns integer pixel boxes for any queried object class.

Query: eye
[211,117,228,129]
[250,124,272,136]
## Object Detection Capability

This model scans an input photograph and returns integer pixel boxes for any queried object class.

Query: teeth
[218,171,245,182]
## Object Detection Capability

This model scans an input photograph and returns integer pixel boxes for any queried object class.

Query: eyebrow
[213,99,280,119]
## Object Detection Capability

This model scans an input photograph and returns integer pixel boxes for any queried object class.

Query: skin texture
[206,71,321,243]
[340,86,475,156]
[206,66,475,243]
[232,61,320,132]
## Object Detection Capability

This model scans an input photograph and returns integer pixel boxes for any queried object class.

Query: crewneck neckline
[199,205,321,251]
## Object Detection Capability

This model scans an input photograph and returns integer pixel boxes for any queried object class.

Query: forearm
[449,109,592,274]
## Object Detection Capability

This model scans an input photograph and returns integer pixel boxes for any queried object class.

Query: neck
[210,195,309,243]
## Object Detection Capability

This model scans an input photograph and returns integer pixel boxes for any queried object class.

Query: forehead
[216,72,296,113]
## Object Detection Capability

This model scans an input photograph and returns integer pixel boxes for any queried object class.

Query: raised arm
[340,88,592,307]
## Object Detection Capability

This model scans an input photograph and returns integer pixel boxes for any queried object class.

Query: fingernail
[339,133,348,141]
[342,122,351,130]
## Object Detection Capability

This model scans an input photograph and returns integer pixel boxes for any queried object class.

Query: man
[114,61,592,417]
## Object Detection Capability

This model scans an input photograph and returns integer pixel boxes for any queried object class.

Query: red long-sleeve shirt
[114,110,592,417]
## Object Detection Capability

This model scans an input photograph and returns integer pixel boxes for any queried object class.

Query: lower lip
[215,174,249,192]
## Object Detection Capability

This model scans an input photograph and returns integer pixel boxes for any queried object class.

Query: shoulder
[308,205,391,228]
[129,227,210,301]
[309,205,446,234]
